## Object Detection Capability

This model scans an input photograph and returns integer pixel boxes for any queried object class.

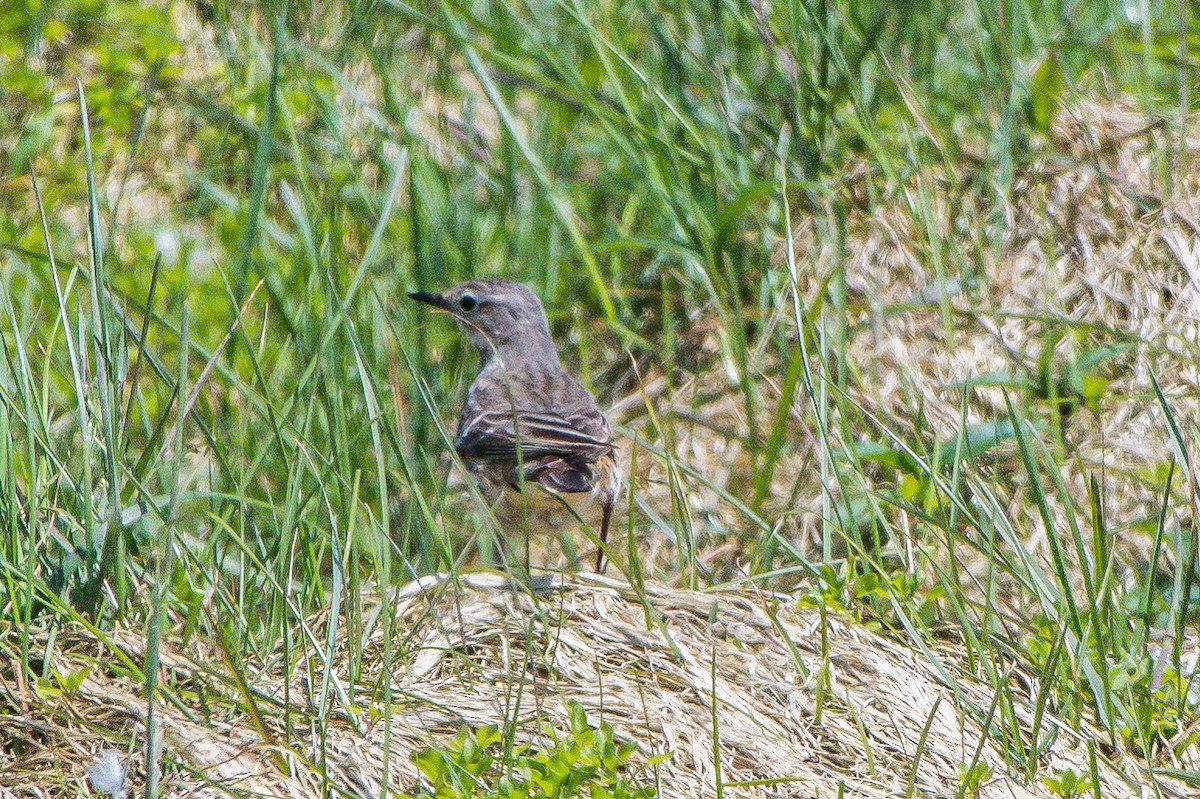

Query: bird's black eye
[458,294,478,312]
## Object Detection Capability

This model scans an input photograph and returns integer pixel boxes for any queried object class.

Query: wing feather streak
[455,408,614,463]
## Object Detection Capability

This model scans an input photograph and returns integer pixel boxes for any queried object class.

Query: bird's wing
[455,407,614,464]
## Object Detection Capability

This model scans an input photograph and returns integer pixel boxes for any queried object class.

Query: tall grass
[2,0,1199,792]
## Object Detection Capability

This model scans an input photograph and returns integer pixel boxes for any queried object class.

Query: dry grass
[3,571,1191,798]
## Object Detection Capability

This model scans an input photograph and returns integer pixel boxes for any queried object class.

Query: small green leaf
[568,700,588,734]
[34,677,62,701]
[476,724,502,748]
[936,420,1017,464]
[714,181,775,255]
[851,439,922,476]
[11,111,55,172]
[956,371,1036,391]
[898,473,924,503]
[1029,53,1065,134]
[1080,374,1109,412]
[59,665,91,693]
[1076,342,1133,373]
[412,748,447,782]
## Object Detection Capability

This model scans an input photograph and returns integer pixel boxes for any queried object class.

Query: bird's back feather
[455,361,614,494]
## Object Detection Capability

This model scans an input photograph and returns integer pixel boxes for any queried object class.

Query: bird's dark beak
[408,291,450,310]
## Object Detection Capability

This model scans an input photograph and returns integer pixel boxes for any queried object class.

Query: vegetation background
[1,0,1199,795]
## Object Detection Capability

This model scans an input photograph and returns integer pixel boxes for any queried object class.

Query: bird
[409,279,620,572]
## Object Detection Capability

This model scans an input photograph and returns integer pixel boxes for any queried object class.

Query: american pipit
[409,280,620,572]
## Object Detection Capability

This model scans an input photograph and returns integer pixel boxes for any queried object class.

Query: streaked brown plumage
[409,280,620,572]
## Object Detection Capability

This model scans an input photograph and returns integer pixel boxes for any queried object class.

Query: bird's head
[409,279,554,358]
